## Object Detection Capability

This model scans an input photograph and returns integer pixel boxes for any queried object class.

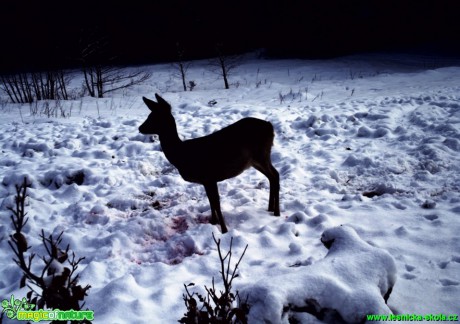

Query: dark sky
[1,0,459,73]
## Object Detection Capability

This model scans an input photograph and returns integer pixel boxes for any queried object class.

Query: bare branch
[208,43,241,89]
[182,234,249,323]
[7,177,91,316]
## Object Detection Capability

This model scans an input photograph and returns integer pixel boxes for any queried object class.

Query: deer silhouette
[139,94,280,233]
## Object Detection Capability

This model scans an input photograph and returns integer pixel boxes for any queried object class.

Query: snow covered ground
[1,52,459,323]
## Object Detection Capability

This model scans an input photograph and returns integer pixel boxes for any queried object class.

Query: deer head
[139,94,173,135]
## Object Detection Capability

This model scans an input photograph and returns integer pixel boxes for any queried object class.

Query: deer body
[139,94,280,233]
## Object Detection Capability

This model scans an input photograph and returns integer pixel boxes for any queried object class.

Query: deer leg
[270,164,280,216]
[204,183,228,233]
[254,163,280,216]
[209,210,218,225]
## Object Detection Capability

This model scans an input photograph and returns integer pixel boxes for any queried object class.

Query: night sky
[1,0,459,73]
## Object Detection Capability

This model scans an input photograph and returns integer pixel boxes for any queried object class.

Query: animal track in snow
[424,214,439,221]
[438,255,460,269]
[402,273,417,280]
[439,279,459,287]
[405,264,416,272]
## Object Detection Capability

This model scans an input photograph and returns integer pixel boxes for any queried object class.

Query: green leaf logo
[1,294,33,319]
[1,295,17,319]
[1,299,9,308]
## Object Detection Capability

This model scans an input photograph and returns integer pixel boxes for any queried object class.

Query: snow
[1,53,460,323]
[244,225,397,323]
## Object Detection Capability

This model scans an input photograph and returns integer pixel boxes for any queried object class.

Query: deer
[139,94,280,233]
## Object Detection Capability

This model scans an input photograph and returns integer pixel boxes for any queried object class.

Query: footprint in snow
[438,255,460,269]
[392,202,407,210]
[423,214,438,221]
[439,279,460,287]
[402,273,417,280]
[306,214,330,228]
[438,260,450,269]
[402,264,417,280]
[405,264,415,272]
[423,214,443,226]
[395,226,408,237]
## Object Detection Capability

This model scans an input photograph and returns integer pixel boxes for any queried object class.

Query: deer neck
[158,116,183,166]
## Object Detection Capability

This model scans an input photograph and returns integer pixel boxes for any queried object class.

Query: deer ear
[155,93,171,112]
[155,93,168,105]
[142,96,156,112]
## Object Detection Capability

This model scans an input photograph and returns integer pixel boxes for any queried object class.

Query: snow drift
[243,225,396,323]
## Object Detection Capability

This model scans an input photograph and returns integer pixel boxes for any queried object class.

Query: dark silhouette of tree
[175,42,191,92]
[79,27,151,98]
[209,43,241,90]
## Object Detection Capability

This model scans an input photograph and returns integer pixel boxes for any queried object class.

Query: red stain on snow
[171,216,189,234]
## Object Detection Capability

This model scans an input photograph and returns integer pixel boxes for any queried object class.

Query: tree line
[1,38,240,104]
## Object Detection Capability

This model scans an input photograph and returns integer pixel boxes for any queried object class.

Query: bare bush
[188,81,197,91]
[180,234,249,323]
[7,178,91,322]
[209,43,241,90]
[0,71,72,104]
[81,64,151,98]
[174,42,192,92]
[0,73,33,103]
[80,30,151,98]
